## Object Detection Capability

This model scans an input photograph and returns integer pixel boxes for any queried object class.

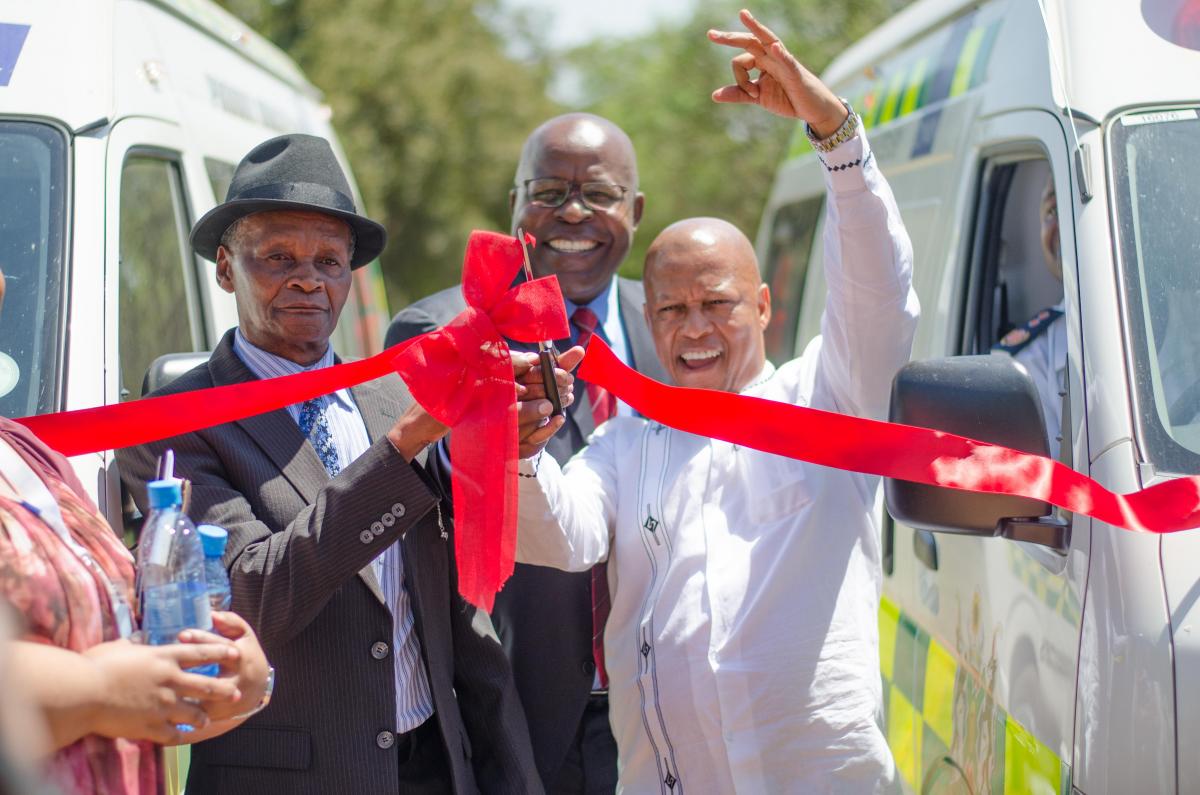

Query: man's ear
[632,192,645,229]
[758,283,772,329]
[215,247,236,295]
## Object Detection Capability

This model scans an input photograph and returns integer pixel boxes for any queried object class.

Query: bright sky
[503,0,698,49]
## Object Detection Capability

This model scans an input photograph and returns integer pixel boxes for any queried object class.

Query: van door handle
[913,529,939,571]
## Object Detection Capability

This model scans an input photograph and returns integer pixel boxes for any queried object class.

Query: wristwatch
[805,98,859,153]
[234,666,274,720]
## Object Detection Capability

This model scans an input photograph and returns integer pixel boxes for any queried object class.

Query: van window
[1111,108,1200,474]
[962,158,1064,355]
[962,155,1069,465]
[0,122,67,418]
[118,156,202,400]
[762,197,823,362]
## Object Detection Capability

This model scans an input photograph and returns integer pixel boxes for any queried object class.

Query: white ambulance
[756,0,1200,791]
[0,0,389,525]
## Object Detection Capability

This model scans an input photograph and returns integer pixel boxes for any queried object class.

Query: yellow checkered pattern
[878,596,1068,794]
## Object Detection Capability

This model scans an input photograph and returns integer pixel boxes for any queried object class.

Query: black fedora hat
[190,134,386,268]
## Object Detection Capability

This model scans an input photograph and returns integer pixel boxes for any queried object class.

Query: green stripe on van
[968,21,1002,90]
[1004,715,1065,795]
[899,57,930,117]
[876,69,908,125]
[879,597,1070,794]
[950,26,987,97]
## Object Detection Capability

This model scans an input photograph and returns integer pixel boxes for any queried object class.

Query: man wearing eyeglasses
[386,113,667,794]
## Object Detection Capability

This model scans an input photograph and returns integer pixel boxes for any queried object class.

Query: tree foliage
[216,0,908,304]
[217,0,561,307]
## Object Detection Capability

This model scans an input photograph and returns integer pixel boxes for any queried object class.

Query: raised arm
[710,9,919,418]
[809,132,918,419]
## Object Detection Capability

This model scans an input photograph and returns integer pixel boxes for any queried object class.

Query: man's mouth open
[546,239,601,254]
[679,349,722,370]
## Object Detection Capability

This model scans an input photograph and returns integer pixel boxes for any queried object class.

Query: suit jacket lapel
[209,331,394,608]
[349,374,405,442]
[618,277,668,384]
[207,332,328,504]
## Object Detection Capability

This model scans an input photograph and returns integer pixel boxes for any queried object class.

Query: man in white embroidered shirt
[513,11,919,794]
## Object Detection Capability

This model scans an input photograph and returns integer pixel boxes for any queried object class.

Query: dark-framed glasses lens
[526,179,571,207]
[581,183,625,210]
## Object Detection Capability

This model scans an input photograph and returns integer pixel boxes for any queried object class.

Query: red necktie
[571,306,616,688]
[571,307,618,428]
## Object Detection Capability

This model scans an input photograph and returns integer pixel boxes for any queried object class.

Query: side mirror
[885,355,1068,550]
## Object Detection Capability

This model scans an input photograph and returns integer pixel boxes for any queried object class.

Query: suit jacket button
[381,512,396,528]
[359,530,374,544]
[371,521,385,536]
[371,641,390,660]
[581,660,596,676]
[391,502,406,518]
[376,730,395,749]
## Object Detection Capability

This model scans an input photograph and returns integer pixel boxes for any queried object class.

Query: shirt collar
[232,329,354,409]
[563,276,619,329]
[740,360,777,394]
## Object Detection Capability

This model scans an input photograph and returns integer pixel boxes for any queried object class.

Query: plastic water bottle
[135,479,217,678]
[198,524,231,611]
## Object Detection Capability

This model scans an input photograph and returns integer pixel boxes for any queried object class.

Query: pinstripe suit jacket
[387,277,667,785]
[117,329,541,795]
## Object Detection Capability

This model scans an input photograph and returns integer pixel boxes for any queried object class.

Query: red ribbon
[393,231,568,610]
[19,261,1200,612]
[17,353,406,456]
[578,337,1200,535]
[17,230,567,612]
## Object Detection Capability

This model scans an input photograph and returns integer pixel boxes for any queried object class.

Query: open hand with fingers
[709,9,848,138]
[178,610,271,726]
[80,636,241,745]
[515,346,585,458]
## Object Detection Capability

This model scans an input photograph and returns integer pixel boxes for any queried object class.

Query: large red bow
[393,231,568,610]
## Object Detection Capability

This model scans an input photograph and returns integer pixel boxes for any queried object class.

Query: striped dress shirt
[233,330,435,732]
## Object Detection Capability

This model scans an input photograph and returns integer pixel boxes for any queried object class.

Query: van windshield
[1111,108,1200,474]
[0,122,67,419]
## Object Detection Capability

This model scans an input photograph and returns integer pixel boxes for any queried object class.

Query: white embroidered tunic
[517,131,918,795]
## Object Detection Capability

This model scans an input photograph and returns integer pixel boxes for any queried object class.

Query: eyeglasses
[520,178,629,212]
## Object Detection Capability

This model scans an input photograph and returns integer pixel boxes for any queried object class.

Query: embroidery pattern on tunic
[633,423,684,793]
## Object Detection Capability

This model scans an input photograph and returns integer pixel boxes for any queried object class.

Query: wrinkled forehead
[240,210,353,245]
[647,248,757,301]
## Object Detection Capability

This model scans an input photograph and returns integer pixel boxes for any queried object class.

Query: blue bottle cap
[147,479,182,510]
[197,524,228,558]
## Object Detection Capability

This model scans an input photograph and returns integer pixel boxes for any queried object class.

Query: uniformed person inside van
[994,173,1067,459]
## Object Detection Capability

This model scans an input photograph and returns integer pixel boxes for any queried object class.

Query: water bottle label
[146,512,174,568]
[192,588,212,631]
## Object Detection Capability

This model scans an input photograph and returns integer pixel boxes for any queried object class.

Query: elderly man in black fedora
[118,134,543,794]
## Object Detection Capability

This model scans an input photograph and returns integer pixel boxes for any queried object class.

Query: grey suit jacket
[117,329,541,795]
[387,277,667,785]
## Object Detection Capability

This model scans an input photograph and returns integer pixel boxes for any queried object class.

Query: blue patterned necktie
[298,398,341,477]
